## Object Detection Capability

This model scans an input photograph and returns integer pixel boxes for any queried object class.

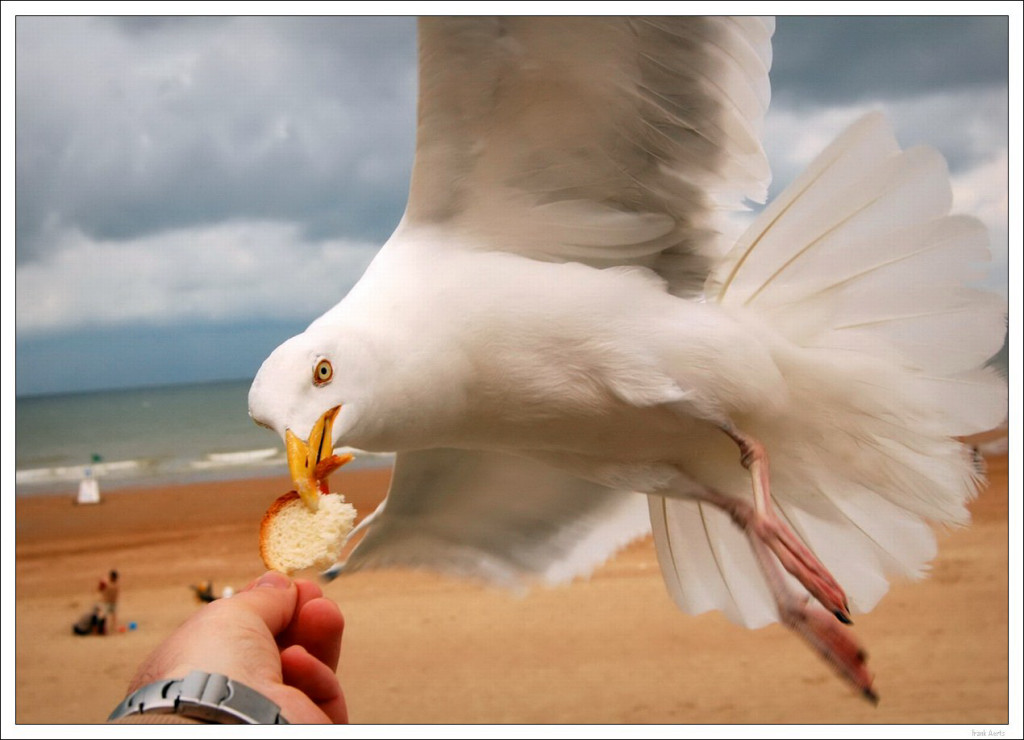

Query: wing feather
[330,448,651,588]
[405,16,773,296]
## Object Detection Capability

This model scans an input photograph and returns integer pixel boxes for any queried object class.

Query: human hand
[126,571,347,724]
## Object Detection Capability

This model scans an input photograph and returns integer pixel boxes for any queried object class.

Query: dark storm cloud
[771,16,1009,104]
[15,15,417,264]
[766,16,1009,180]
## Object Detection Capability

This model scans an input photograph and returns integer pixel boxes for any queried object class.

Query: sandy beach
[14,445,1011,726]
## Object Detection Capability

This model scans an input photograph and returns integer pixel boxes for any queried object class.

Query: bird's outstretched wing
[332,448,651,587]
[404,16,773,296]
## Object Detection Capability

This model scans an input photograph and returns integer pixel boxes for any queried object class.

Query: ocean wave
[190,447,284,469]
[15,459,149,485]
[15,449,283,490]
[15,445,395,493]
[187,446,394,470]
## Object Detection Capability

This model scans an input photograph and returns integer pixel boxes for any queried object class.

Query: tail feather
[653,111,1006,626]
[730,145,955,310]
[912,368,1008,436]
[649,495,779,628]
[776,489,938,613]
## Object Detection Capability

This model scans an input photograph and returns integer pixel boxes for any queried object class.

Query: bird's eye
[313,358,333,386]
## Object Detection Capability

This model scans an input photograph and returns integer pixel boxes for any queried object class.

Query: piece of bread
[259,491,357,574]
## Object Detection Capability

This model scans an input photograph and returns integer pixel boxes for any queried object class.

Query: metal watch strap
[107,670,289,724]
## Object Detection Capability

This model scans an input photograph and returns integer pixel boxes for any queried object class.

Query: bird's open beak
[285,405,353,511]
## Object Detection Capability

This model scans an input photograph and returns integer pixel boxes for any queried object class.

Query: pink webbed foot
[695,424,877,700]
[748,511,853,624]
[708,488,878,699]
[722,426,852,624]
[781,598,877,703]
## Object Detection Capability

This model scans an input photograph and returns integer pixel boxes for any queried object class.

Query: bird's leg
[693,484,876,701]
[745,513,878,702]
[719,424,852,623]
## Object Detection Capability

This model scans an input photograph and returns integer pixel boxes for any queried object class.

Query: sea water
[14,379,393,495]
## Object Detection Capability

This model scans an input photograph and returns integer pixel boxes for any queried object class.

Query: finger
[273,577,321,641]
[275,577,324,640]
[278,597,345,672]
[230,571,300,637]
[294,577,324,606]
[281,645,349,724]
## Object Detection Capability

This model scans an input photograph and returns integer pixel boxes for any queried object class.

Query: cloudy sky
[9,12,1013,397]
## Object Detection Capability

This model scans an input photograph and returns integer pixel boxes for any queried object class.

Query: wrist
[108,670,289,724]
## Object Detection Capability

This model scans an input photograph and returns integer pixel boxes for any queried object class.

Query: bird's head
[248,325,371,511]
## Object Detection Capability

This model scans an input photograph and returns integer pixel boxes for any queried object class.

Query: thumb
[229,571,301,637]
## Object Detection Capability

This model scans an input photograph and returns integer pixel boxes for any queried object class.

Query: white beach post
[76,453,103,505]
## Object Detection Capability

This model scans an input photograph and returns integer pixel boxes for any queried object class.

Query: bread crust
[259,490,302,572]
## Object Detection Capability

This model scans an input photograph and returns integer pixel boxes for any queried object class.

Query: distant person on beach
[99,570,120,634]
[110,571,347,724]
[72,605,104,636]
[191,580,218,603]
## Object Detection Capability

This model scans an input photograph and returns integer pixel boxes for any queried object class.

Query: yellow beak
[285,405,353,511]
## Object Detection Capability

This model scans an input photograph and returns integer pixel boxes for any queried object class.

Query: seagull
[248,17,1007,700]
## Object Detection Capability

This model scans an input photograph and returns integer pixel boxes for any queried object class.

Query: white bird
[248,17,1007,700]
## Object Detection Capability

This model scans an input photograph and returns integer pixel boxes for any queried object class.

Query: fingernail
[255,571,291,589]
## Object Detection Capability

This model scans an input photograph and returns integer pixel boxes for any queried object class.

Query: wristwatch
[107,670,289,724]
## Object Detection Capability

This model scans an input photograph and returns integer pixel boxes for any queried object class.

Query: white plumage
[248,17,1006,698]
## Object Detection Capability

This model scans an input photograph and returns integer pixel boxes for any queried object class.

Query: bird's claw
[782,600,877,702]
[752,516,853,624]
